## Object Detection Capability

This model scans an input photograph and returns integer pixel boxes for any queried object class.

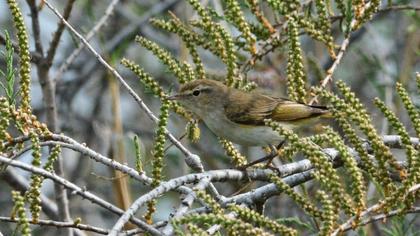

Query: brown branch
[25,0,44,55]
[53,0,121,82]
[26,1,73,234]
[45,0,76,66]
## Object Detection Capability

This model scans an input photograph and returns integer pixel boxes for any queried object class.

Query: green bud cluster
[225,0,256,54]
[186,223,209,235]
[228,204,297,235]
[314,0,335,57]
[43,145,61,172]
[375,91,420,210]
[122,57,193,121]
[317,190,338,236]
[177,213,273,236]
[0,98,11,153]
[11,191,31,236]
[195,190,223,215]
[135,36,188,84]
[325,128,366,211]
[265,120,356,216]
[187,121,201,143]
[145,99,170,223]
[286,18,307,103]
[27,131,42,223]
[186,0,240,87]
[336,81,402,180]
[396,82,420,138]
[314,87,396,194]
[219,139,247,166]
[6,0,32,113]
[133,135,143,173]
[269,174,323,219]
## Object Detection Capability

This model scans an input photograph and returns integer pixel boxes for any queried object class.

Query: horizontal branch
[0,155,160,235]
[0,216,109,235]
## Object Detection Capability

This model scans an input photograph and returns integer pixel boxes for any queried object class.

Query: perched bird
[168,79,330,148]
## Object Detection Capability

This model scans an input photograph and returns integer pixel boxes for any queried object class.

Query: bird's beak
[167,94,180,100]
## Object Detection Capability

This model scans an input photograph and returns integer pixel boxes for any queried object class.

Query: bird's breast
[202,111,288,146]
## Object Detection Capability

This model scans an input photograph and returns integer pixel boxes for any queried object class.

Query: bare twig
[104,0,181,52]
[45,0,76,65]
[0,168,59,220]
[0,217,110,235]
[341,207,420,233]
[309,1,375,105]
[0,155,161,235]
[332,184,420,236]
[26,1,73,234]
[42,0,221,202]
[53,0,121,82]
[161,178,211,235]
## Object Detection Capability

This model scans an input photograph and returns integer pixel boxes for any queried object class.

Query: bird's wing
[225,93,329,126]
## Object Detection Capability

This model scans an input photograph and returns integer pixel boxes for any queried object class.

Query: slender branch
[104,0,181,52]
[0,168,59,220]
[45,0,76,66]
[0,155,161,235]
[53,0,121,82]
[5,135,194,196]
[341,207,420,233]
[309,1,375,105]
[109,175,212,235]
[0,217,110,235]
[161,178,211,235]
[42,0,203,172]
[43,0,221,202]
[27,0,72,234]
[26,0,44,55]
[332,184,420,236]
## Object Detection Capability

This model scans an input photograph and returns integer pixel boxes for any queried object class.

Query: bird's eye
[192,90,200,96]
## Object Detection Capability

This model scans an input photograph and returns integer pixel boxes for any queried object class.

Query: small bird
[169,79,330,149]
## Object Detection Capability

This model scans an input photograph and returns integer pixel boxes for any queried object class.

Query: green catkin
[396,82,420,138]
[266,121,356,216]
[269,174,323,219]
[219,139,247,166]
[225,0,256,54]
[286,17,307,103]
[325,128,366,211]
[315,87,396,194]
[229,204,297,235]
[145,100,170,223]
[11,191,31,236]
[0,98,11,153]
[317,190,338,236]
[6,0,32,113]
[27,131,42,223]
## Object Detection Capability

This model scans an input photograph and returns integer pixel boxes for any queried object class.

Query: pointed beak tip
[167,94,179,100]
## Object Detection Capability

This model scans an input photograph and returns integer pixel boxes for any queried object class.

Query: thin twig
[42,0,221,202]
[331,184,420,236]
[0,155,161,236]
[0,217,110,235]
[309,1,375,105]
[341,207,420,233]
[46,0,76,65]
[161,178,211,235]
[53,0,121,82]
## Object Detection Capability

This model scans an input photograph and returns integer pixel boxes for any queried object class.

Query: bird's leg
[237,141,285,170]
[264,141,286,168]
